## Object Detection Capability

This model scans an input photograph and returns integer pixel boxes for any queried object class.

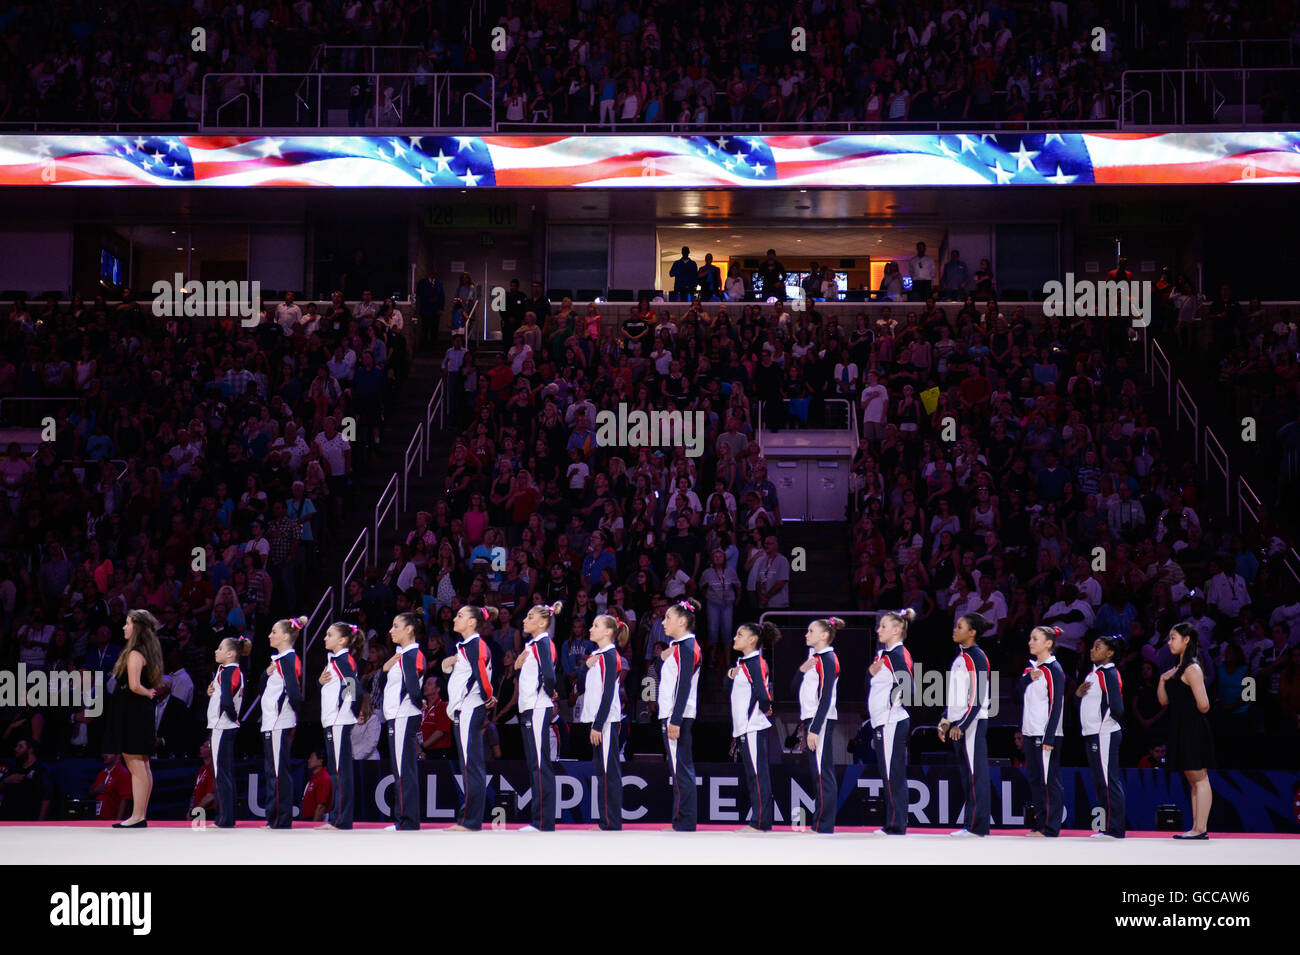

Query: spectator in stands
[0,738,56,820]
[90,752,132,821]
[420,679,453,758]
[299,750,333,823]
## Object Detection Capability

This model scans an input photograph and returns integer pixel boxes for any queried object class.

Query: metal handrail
[1187,39,1295,68]
[1120,67,1300,128]
[311,45,425,73]
[1237,476,1262,535]
[1174,380,1199,464]
[373,473,399,563]
[215,91,251,127]
[495,118,1118,134]
[1120,87,1153,125]
[1286,548,1300,588]
[467,0,487,42]
[201,72,495,130]
[1150,338,1173,415]
[403,423,424,511]
[463,91,493,127]
[0,121,200,132]
[341,526,369,601]
[426,378,445,460]
[302,585,336,656]
[756,396,855,433]
[1204,426,1230,516]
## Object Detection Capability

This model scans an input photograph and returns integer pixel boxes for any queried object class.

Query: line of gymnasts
[199,599,1207,836]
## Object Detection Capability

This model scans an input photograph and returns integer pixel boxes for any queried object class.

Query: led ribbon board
[2,133,1298,187]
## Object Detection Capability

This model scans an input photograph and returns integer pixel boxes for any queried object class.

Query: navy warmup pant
[594,722,623,830]
[872,716,910,833]
[952,720,990,835]
[387,714,421,829]
[520,707,556,830]
[661,718,697,831]
[1027,734,1065,836]
[454,706,488,830]
[1085,729,1126,837]
[805,719,837,833]
[738,726,774,830]
[211,727,236,828]
[262,727,294,828]
[325,724,354,829]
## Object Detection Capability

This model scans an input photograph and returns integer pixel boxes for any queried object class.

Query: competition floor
[4,823,1296,864]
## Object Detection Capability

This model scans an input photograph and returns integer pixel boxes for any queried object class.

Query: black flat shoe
[111,820,147,828]
[1173,832,1209,840]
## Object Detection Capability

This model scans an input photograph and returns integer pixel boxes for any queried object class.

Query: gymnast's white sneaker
[383,824,397,830]
[517,825,539,832]
[1090,832,1118,839]
[949,828,977,838]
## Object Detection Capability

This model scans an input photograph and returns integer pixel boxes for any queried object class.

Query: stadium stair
[298,344,451,663]
[777,521,854,611]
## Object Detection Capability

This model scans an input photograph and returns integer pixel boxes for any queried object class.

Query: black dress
[1165,671,1215,772]
[101,667,156,758]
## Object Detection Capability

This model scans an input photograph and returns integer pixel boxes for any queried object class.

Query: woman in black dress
[101,608,165,827]
[1157,621,1214,839]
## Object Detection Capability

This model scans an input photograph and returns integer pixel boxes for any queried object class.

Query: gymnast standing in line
[796,616,842,834]
[381,612,426,830]
[584,614,627,830]
[206,634,250,829]
[1078,633,1127,838]
[868,609,916,835]
[516,601,562,831]
[938,612,992,837]
[442,604,498,831]
[727,621,780,832]
[319,622,362,830]
[1020,625,1067,837]
[259,616,307,829]
[657,597,702,832]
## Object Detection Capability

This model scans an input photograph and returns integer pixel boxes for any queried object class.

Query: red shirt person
[300,750,333,822]
[190,739,215,821]
[92,753,133,820]
[420,680,453,756]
